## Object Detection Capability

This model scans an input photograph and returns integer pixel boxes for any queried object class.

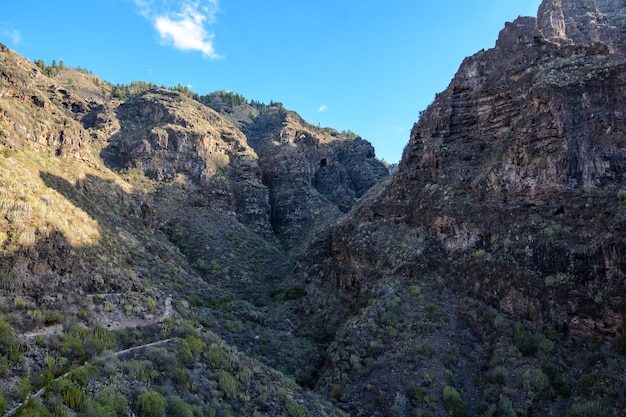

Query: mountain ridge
[1,0,626,416]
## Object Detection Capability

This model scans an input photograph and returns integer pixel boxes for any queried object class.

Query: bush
[543,221,570,241]
[612,333,626,354]
[95,387,129,416]
[512,323,553,356]
[490,366,509,384]
[16,377,32,402]
[286,399,309,417]
[521,368,551,399]
[184,335,206,355]
[136,390,166,417]
[207,343,235,370]
[0,390,6,415]
[218,372,241,399]
[497,395,517,417]
[0,315,21,363]
[566,401,612,417]
[166,396,194,417]
[0,355,10,377]
[169,365,192,387]
[442,386,468,417]
[63,387,89,412]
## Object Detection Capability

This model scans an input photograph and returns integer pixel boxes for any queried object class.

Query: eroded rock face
[538,0,626,52]
[242,111,389,247]
[316,0,626,343]
[106,89,273,235]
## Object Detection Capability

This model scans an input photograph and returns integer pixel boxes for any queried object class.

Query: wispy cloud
[1,26,22,45]
[135,0,221,59]
[318,104,328,112]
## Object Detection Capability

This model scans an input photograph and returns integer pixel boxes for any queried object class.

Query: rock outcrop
[290,1,626,415]
[103,89,274,235]
[242,110,389,247]
[321,0,626,341]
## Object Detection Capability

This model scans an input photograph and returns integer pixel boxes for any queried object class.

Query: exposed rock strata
[291,2,626,413]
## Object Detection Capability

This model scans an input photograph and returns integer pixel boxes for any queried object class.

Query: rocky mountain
[0,41,387,416]
[1,0,625,416]
[284,0,626,415]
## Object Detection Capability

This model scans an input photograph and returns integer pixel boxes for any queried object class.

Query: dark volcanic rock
[290,2,626,415]
[241,110,389,248]
[354,0,626,338]
[105,89,273,235]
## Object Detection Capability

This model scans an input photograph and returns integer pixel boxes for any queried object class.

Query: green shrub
[405,384,436,408]
[578,374,595,397]
[442,386,468,417]
[542,361,570,396]
[123,360,156,383]
[16,377,32,401]
[136,390,166,417]
[147,347,175,372]
[176,341,194,365]
[95,387,129,416]
[286,399,309,417]
[207,343,235,370]
[416,341,435,358]
[0,315,21,363]
[612,333,626,354]
[0,355,9,377]
[166,396,194,417]
[18,396,51,417]
[496,395,516,417]
[543,221,570,240]
[169,365,192,386]
[218,372,241,399]
[185,335,206,354]
[566,401,612,417]
[63,387,89,412]
[512,323,553,356]
[521,368,550,399]
[490,366,509,384]
[145,297,157,310]
[0,390,6,415]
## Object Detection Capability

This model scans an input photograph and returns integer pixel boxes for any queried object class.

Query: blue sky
[1,0,542,163]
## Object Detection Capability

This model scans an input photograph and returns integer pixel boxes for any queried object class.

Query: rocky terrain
[1,0,626,416]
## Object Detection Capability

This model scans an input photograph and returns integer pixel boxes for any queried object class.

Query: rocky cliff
[288,0,626,415]
[0,41,387,416]
[1,0,626,415]
[395,0,626,339]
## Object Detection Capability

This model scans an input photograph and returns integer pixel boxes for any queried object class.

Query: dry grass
[0,146,133,250]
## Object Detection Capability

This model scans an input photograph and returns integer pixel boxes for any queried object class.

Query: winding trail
[19,296,172,340]
[4,296,175,417]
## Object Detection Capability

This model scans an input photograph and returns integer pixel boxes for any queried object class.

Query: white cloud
[318,104,328,112]
[135,0,221,59]
[1,26,22,45]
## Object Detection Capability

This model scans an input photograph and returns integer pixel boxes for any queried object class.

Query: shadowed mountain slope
[1,1,626,415]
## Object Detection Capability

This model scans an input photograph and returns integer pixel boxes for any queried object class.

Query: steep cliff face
[390,1,626,337]
[538,0,626,52]
[242,110,389,247]
[102,89,274,236]
[290,1,626,415]
[327,0,626,340]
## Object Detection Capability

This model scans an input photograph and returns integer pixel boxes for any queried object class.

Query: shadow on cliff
[36,171,190,296]
[39,171,153,229]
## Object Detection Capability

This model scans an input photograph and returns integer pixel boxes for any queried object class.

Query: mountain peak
[537,0,626,51]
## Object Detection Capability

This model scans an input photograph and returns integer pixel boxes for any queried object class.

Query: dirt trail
[19,296,172,340]
[4,296,176,417]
